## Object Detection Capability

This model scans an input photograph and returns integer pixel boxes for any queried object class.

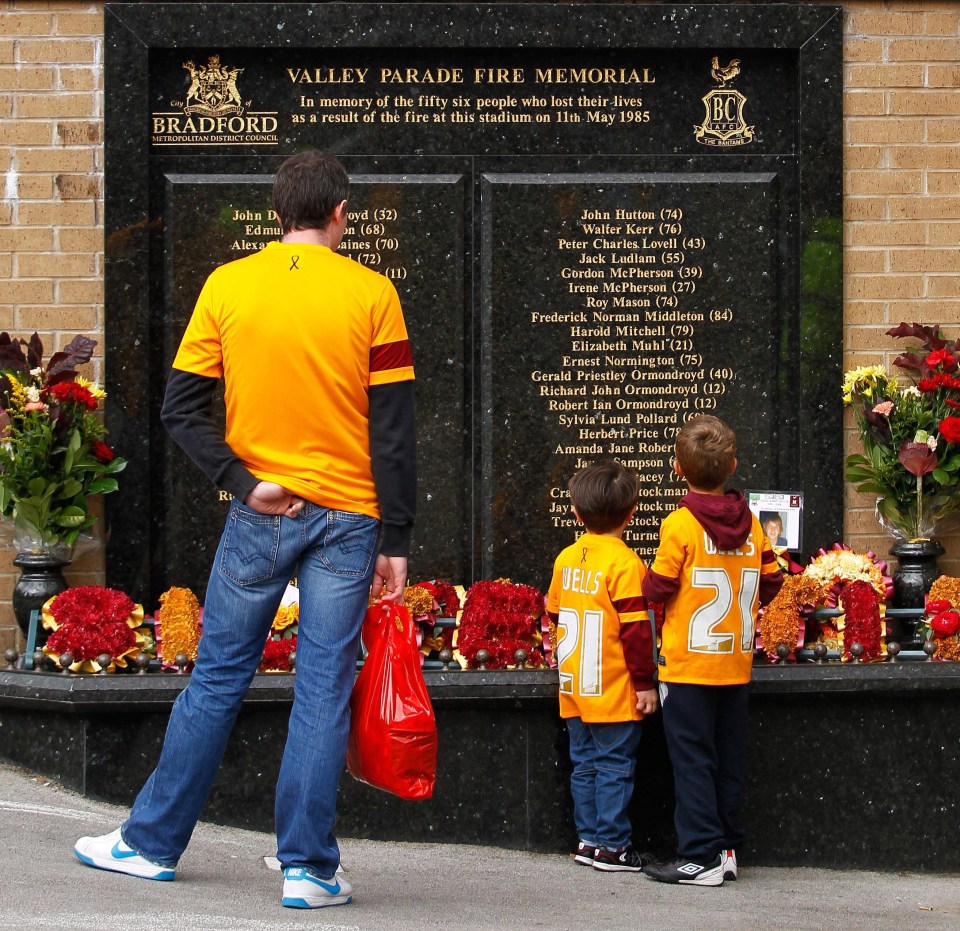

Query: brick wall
[1,0,958,649]
[842,0,960,574]
[1,1,104,651]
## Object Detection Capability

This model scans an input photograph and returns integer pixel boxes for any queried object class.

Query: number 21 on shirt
[688,566,759,653]
[556,607,603,696]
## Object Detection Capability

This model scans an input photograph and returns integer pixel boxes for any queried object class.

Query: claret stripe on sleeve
[761,549,778,566]
[370,339,413,372]
[613,595,648,614]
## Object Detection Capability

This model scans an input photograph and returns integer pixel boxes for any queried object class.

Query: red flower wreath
[431,579,462,617]
[261,636,297,672]
[838,580,884,663]
[457,579,544,669]
[42,585,143,670]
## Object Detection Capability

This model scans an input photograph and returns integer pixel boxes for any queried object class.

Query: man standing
[74,152,416,910]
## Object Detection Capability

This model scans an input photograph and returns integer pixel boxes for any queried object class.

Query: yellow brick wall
[0,0,958,650]
[1,1,104,652]
[842,0,960,579]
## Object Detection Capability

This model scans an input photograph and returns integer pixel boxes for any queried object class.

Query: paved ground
[1,760,958,931]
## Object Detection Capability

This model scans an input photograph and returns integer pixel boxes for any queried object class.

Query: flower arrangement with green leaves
[844,323,960,541]
[0,332,126,553]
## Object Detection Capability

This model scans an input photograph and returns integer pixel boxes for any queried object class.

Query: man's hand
[635,688,659,715]
[245,481,304,518]
[371,554,408,603]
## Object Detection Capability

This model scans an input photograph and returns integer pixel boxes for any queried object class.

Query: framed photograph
[747,491,804,552]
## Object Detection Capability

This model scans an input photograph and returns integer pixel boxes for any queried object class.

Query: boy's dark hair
[675,415,737,490]
[273,151,349,233]
[568,460,640,533]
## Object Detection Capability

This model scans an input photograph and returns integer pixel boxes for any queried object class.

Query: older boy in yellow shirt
[641,416,782,886]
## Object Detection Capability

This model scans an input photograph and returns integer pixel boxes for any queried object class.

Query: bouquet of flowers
[917,576,960,661]
[843,323,960,540]
[0,333,126,555]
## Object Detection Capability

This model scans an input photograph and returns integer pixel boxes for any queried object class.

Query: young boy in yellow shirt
[641,416,783,886]
[546,460,658,871]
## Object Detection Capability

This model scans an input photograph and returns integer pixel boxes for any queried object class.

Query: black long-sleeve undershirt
[161,368,416,556]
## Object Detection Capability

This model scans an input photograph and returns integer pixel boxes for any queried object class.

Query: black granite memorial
[0,1,889,870]
[103,2,842,602]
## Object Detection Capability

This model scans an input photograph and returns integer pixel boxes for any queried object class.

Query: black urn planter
[889,539,944,646]
[12,552,70,647]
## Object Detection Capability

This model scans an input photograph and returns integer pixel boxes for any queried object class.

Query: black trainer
[592,846,654,872]
[573,841,596,866]
[643,854,725,886]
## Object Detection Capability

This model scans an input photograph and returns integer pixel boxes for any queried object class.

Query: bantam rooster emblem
[695,56,754,147]
[710,57,741,87]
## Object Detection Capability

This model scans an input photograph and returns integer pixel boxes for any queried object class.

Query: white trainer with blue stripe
[73,828,175,880]
[282,866,353,908]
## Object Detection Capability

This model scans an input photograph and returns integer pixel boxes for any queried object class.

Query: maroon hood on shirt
[679,488,754,551]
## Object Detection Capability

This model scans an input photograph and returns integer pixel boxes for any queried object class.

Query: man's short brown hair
[273,151,349,233]
[674,415,737,490]
[568,460,640,534]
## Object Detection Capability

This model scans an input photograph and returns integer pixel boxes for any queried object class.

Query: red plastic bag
[346,602,437,799]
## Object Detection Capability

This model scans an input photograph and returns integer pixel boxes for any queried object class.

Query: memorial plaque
[105,3,842,601]
[482,172,779,580]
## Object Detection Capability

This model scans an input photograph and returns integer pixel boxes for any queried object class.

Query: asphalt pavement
[1,760,958,931]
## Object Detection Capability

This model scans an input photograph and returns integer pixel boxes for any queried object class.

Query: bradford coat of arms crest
[694,56,754,147]
[183,55,245,117]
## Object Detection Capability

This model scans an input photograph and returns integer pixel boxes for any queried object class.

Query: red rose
[91,440,115,463]
[931,611,960,636]
[939,416,960,445]
[926,599,953,615]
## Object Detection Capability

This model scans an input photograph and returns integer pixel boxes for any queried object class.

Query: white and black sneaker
[592,846,653,872]
[722,848,738,881]
[643,854,724,886]
[574,841,597,866]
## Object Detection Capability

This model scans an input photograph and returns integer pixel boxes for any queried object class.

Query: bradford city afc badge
[694,56,754,147]
[182,55,245,117]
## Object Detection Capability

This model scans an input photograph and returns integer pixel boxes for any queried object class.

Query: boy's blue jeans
[567,717,643,850]
[121,499,379,879]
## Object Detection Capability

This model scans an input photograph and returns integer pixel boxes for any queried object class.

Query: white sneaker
[722,848,738,880]
[282,866,353,908]
[74,828,175,881]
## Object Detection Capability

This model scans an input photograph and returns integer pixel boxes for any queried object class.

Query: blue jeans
[567,717,643,850]
[122,500,379,878]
